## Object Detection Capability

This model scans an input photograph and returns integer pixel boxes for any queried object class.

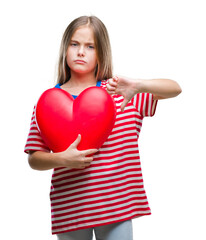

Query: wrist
[54,151,68,167]
[133,79,145,94]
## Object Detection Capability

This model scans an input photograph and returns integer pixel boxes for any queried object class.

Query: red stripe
[139,93,144,115]
[25,143,47,148]
[114,119,141,127]
[51,175,143,199]
[52,202,150,224]
[52,213,151,234]
[145,93,149,116]
[51,164,142,184]
[101,139,137,149]
[136,94,140,109]
[51,188,146,207]
[51,193,148,213]
[111,126,139,136]
[52,159,141,179]
[103,132,137,142]
[116,110,142,121]
[51,180,143,198]
[52,210,151,232]
[94,146,139,155]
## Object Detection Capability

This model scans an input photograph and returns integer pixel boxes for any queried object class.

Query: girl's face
[66,26,97,77]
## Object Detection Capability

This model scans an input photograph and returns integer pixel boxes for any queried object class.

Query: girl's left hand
[106,76,140,112]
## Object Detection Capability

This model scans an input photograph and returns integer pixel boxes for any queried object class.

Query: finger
[78,166,85,169]
[106,85,116,95]
[108,78,118,87]
[81,159,92,168]
[84,162,92,167]
[82,149,98,156]
[84,157,94,163]
[106,84,116,92]
[107,90,115,95]
[121,99,129,112]
[113,76,119,82]
[71,134,81,147]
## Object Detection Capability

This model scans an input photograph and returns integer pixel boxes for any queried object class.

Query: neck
[68,71,97,88]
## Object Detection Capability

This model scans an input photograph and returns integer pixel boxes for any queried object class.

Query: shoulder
[100,79,109,89]
[101,79,109,85]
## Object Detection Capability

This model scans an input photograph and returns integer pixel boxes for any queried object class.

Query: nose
[78,45,85,57]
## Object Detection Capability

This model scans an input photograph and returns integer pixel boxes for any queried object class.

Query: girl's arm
[106,76,182,112]
[28,134,98,171]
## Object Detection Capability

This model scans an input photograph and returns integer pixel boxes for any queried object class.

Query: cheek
[90,52,97,66]
[66,50,73,66]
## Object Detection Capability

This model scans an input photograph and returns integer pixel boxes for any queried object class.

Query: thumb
[121,99,129,112]
[71,134,81,148]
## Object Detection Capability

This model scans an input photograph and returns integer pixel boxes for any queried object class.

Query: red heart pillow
[35,87,116,152]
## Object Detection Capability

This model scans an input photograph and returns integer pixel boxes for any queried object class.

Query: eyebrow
[70,40,95,45]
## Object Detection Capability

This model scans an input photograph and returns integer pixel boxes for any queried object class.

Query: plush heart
[35,87,116,152]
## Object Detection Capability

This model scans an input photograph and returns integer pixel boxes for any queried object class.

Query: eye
[70,42,78,47]
[88,45,95,49]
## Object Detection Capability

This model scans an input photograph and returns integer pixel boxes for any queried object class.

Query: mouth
[74,60,86,64]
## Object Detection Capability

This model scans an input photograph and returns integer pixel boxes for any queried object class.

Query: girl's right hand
[59,134,98,169]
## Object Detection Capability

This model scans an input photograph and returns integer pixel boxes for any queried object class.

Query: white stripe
[53,194,147,215]
[54,199,149,220]
[52,205,149,227]
[107,130,138,139]
[31,112,35,118]
[30,123,38,128]
[133,94,137,108]
[51,186,146,206]
[116,111,142,119]
[115,102,133,108]
[51,175,142,198]
[52,163,141,182]
[96,148,139,158]
[52,211,151,233]
[115,96,124,101]
[115,117,142,125]
[24,146,49,152]
[28,129,40,134]
[25,140,43,145]
[138,93,142,112]
[112,123,140,132]
[51,181,144,202]
[53,152,140,175]
[27,135,42,140]
[52,172,142,194]
[142,93,146,116]
[93,153,140,164]
[102,135,137,146]
[148,93,152,116]
[100,141,138,151]
[52,165,141,184]
[53,194,147,214]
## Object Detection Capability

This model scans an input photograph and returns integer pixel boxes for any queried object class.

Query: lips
[74,59,86,64]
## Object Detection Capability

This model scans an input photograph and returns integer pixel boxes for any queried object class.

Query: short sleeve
[24,105,50,154]
[131,93,158,117]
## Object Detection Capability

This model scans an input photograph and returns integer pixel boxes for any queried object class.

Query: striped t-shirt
[24,80,158,234]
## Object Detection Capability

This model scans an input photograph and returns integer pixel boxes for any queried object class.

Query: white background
[0,0,205,239]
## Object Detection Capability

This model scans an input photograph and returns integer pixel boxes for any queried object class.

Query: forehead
[71,26,95,43]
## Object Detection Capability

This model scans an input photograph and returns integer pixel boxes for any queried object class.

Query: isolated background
[1,0,205,239]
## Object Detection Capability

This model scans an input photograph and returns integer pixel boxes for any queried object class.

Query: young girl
[24,16,181,240]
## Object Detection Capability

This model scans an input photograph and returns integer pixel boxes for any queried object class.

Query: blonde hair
[57,16,113,85]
